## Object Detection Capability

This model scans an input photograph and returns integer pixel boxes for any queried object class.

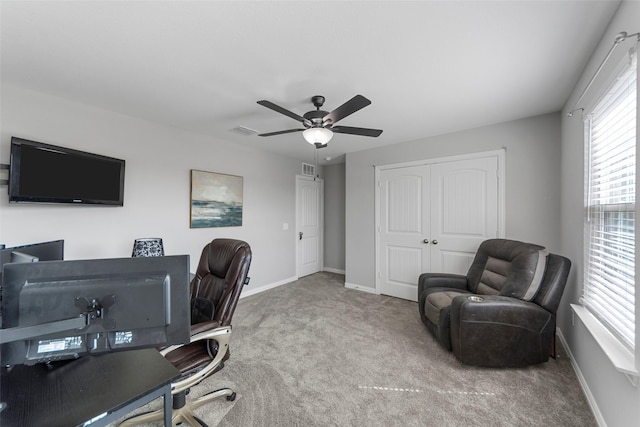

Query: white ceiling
[0,1,621,165]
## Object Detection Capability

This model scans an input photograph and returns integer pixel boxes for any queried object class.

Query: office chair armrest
[190,319,222,335]
[155,320,221,351]
[160,325,232,394]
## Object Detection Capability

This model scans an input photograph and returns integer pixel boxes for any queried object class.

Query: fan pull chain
[314,146,318,181]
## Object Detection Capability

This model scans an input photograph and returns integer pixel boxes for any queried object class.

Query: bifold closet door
[378,165,430,301]
[378,156,499,301]
[428,156,499,275]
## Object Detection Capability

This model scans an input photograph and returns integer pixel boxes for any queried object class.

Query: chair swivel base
[119,387,236,427]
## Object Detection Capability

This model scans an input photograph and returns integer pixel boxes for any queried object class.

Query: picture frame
[190,169,243,228]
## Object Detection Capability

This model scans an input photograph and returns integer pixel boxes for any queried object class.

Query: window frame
[572,46,638,384]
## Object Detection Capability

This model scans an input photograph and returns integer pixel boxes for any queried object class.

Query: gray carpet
[116,271,596,426]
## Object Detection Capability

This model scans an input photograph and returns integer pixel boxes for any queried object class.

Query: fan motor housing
[303,109,329,127]
[303,95,330,128]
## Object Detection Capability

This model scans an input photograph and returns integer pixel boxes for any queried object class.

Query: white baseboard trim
[240,275,297,299]
[556,328,607,427]
[345,282,379,294]
[323,267,345,275]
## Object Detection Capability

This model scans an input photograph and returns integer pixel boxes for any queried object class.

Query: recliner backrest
[191,238,252,326]
[466,239,548,301]
[532,253,571,313]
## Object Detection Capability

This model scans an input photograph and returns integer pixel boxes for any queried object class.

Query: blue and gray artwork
[190,170,243,228]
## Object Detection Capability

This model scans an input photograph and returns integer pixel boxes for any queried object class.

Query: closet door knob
[432,240,438,245]
[423,239,429,244]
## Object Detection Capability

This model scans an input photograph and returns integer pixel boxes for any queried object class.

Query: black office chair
[120,238,252,426]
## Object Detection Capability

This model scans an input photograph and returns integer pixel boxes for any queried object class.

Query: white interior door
[378,166,430,301]
[430,156,499,273]
[377,153,502,301]
[296,176,323,278]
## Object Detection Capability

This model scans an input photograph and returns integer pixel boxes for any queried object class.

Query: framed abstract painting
[190,169,243,228]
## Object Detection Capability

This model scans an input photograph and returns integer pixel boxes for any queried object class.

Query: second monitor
[0,255,191,366]
[0,239,64,283]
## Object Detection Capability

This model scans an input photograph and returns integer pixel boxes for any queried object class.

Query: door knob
[423,239,429,244]
[432,240,438,245]
[299,232,303,240]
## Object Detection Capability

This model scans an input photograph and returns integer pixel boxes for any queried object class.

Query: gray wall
[559,1,640,426]
[345,113,562,289]
[323,163,345,273]
[0,84,301,292]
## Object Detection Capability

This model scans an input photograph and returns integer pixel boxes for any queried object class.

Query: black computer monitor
[0,239,64,283]
[0,255,190,366]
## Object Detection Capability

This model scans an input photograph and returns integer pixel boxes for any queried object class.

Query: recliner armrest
[452,295,552,329]
[450,295,555,367]
[418,273,468,293]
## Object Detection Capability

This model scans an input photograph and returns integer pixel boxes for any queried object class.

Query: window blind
[583,48,637,350]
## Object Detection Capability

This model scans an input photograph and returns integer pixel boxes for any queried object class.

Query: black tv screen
[9,137,125,206]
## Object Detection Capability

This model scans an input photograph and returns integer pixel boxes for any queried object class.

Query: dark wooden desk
[0,348,180,427]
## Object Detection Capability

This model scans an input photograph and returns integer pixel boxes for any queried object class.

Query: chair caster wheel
[227,392,236,401]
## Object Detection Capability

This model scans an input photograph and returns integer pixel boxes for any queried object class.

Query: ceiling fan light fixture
[303,127,333,145]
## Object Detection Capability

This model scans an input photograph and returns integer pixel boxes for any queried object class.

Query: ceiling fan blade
[258,128,305,137]
[257,100,310,125]
[323,95,371,125]
[331,126,383,137]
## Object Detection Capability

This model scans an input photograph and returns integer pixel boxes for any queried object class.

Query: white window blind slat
[583,48,636,350]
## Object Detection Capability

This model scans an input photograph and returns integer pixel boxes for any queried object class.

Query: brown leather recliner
[121,238,252,426]
[418,239,570,367]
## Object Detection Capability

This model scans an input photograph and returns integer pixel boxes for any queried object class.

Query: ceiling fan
[257,95,383,148]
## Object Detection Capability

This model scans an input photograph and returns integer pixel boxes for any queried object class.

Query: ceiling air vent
[230,126,258,136]
[302,163,315,177]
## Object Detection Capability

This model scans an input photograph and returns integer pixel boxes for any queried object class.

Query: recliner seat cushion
[424,290,470,326]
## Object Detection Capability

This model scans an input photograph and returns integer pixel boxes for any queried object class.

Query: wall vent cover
[302,163,315,177]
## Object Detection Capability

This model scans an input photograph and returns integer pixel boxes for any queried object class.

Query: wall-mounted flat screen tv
[9,137,125,206]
